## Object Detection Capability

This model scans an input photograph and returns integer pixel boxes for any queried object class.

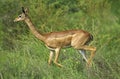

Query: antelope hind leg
[76,45,96,67]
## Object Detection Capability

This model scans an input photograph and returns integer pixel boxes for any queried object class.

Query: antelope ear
[22,7,25,13]
[22,7,28,14]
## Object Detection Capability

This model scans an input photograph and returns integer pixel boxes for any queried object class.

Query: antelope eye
[19,15,21,17]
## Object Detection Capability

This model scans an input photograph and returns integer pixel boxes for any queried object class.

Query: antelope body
[14,7,96,67]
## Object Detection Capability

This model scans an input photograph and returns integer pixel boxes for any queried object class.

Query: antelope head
[14,7,28,22]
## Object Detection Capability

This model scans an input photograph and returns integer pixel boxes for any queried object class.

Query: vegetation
[0,0,120,79]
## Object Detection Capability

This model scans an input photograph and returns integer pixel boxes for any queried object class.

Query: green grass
[0,0,120,79]
[0,33,120,79]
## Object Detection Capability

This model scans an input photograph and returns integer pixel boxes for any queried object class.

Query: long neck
[24,16,45,41]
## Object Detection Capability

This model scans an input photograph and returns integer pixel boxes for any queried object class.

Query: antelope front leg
[54,47,63,67]
[48,51,54,65]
